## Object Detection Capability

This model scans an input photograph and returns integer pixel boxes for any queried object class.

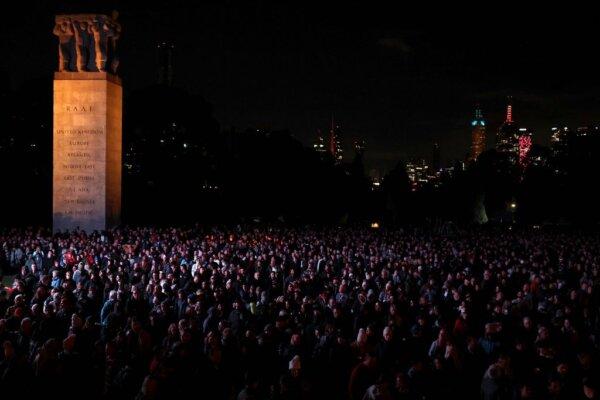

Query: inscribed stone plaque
[53,72,122,232]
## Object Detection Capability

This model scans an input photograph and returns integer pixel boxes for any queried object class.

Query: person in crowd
[0,225,598,399]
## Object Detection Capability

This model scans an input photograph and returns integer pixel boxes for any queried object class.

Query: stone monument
[53,14,122,232]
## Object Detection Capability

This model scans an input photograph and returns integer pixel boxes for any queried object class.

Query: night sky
[4,2,600,172]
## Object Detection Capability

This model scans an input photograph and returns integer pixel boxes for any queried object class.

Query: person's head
[332,306,342,319]
[395,372,409,393]
[140,375,159,398]
[383,326,393,342]
[208,345,222,365]
[366,324,375,338]
[71,313,83,329]
[44,302,55,316]
[3,341,15,359]
[557,362,569,376]
[31,303,41,316]
[42,338,59,356]
[63,334,76,353]
[14,293,25,305]
[584,377,597,399]
[290,333,301,347]
[131,317,142,333]
[484,323,496,337]
[180,329,192,344]
[437,328,447,343]
[289,355,301,378]
[167,322,178,337]
[356,328,366,344]
[548,378,562,396]
[496,353,510,371]
[519,383,534,399]
[21,317,33,335]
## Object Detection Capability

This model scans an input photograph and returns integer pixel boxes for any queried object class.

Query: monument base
[53,72,122,232]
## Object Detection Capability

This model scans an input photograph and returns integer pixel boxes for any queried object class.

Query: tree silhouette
[382,160,410,224]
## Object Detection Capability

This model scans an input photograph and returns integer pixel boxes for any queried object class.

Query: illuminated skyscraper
[406,159,431,191]
[496,98,520,164]
[550,126,569,159]
[312,129,327,154]
[329,116,343,162]
[571,126,600,166]
[469,106,486,160]
[518,128,533,167]
[574,125,600,138]
[353,138,366,156]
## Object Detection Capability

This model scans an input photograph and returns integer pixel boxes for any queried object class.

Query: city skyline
[3,2,600,172]
[311,98,600,171]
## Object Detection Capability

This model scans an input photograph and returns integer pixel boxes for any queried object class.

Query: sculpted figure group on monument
[53,13,121,74]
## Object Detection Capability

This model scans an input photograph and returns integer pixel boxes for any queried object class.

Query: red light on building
[519,134,532,166]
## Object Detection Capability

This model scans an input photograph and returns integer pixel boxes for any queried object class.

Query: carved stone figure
[108,12,121,74]
[53,14,121,74]
[53,17,75,72]
[73,20,93,71]
[90,17,106,71]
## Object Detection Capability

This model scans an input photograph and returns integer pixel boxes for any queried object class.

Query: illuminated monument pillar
[52,14,122,232]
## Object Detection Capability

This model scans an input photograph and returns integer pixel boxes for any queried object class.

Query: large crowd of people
[0,225,599,399]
